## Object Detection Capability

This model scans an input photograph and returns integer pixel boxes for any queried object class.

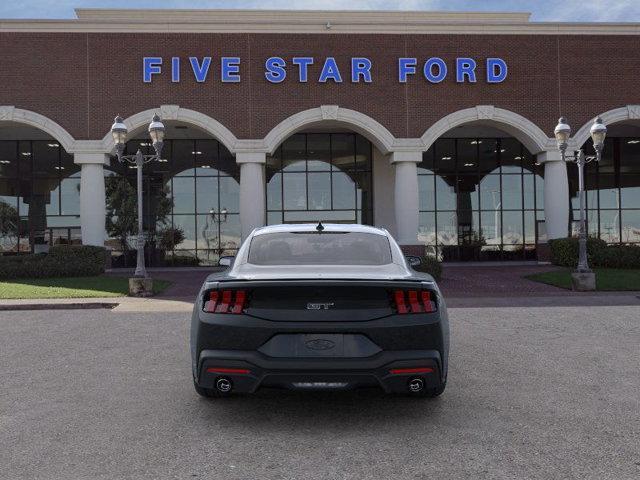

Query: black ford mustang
[190,223,449,398]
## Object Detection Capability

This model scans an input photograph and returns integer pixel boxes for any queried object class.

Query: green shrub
[414,255,443,281]
[0,245,107,280]
[549,237,640,269]
[595,245,640,269]
[549,237,608,267]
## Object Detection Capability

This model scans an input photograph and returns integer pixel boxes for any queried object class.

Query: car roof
[252,223,388,237]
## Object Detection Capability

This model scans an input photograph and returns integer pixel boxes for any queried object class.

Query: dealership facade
[0,9,639,264]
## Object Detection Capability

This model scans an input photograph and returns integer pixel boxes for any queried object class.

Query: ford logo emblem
[305,339,335,351]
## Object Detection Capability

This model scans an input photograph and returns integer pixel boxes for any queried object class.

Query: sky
[0,0,639,22]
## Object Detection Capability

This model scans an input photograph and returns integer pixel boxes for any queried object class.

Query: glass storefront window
[106,138,240,266]
[419,137,542,261]
[569,136,640,245]
[266,133,373,226]
[0,140,80,253]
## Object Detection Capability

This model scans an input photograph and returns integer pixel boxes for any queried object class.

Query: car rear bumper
[197,349,442,394]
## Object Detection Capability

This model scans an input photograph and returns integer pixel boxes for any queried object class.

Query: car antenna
[316,221,324,232]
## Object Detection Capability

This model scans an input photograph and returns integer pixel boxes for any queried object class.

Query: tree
[0,200,19,251]
[105,176,172,251]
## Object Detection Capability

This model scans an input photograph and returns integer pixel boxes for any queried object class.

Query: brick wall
[0,32,638,142]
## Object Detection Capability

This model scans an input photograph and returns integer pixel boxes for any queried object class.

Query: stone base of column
[399,245,424,257]
[129,277,154,297]
[571,271,596,291]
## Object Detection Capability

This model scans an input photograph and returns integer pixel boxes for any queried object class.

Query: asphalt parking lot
[1,305,639,479]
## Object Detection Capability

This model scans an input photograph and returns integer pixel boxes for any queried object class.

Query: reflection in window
[266,133,373,225]
[418,138,543,261]
[570,136,640,244]
[106,138,240,266]
[0,140,80,253]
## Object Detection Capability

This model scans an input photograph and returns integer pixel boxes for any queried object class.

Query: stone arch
[420,105,552,155]
[263,105,397,155]
[0,106,76,152]
[100,105,239,155]
[572,105,640,149]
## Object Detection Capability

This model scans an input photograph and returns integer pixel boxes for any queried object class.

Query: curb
[0,302,119,311]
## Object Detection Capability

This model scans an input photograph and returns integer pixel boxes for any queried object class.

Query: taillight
[203,290,248,314]
[392,289,436,314]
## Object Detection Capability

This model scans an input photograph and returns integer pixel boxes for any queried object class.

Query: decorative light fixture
[110,113,165,285]
[552,116,607,289]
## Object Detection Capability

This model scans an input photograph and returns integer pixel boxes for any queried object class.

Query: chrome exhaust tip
[408,377,424,393]
[216,377,233,393]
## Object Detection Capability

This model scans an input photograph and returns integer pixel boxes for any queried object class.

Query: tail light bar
[203,289,248,314]
[392,289,436,314]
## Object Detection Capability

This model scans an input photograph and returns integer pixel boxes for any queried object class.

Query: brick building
[0,9,639,264]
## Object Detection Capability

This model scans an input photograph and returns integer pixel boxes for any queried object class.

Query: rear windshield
[247,232,393,266]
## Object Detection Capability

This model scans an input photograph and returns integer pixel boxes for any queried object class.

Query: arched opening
[105,121,240,267]
[418,123,545,261]
[0,122,80,254]
[571,120,640,244]
[265,130,374,225]
[263,107,396,228]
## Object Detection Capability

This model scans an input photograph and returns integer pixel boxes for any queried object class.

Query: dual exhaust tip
[215,375,425,394]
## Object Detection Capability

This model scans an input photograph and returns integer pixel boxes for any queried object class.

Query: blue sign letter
[319,57,342,83]
[171,57,180,83]
[456,58,477,83]
[143,57,162,83]
[265,57,287,83]
[398,58,417,83]
[486,58,508,83]
[351,58,372,83]
[189,57,211,83]
[424,57,447,83]
[292,57,314,82]
[221,57,241,83]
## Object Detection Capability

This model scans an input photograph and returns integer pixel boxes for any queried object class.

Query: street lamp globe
[148,114,165,156]
[111,115,128,156]
[590,116,607,156]
[554,117,571,154]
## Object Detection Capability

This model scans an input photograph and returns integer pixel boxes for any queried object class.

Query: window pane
[355,134,371,171]
[266,172,282,211]
[220,214,241,253]
[306,134,331,171]
[172,140,195,176]
[60,177,80,215]
[435,139,455,174]
[437,211,458,245]
[308,173,331,210]
[332,172,356,210]
[479,175,501,211]
[621,210,640,243]
[32,141,58,177]
[418,211,436,245]
[219,177,240,214]
[282,135,306,172]
[502,175,523,210]
[479,139,499,175]
[0,141,18,177]
[419,147,435,173]
[331,134,355,172]
[499,138,522,173]
[456,176,479,210]
[620,175,640,208]
[172,177,195,214]
[621,138,640,173]
[198,213,219,250]
[599,210,620,243]
[598,175,619,209]
[419,175,435,211]
[502,210,523,246]
[172,215,196,249]
[457,138,478,172]
[481,210,501,246]
[436,176,456,210]
[283,173,306,210]
[194,139,219,175]
[195,177,218,214]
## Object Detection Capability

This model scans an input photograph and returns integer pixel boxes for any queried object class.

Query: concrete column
[75,153,109,247]
[391,150,422,247]
[237,152,266,240]
[538,151,569,240]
